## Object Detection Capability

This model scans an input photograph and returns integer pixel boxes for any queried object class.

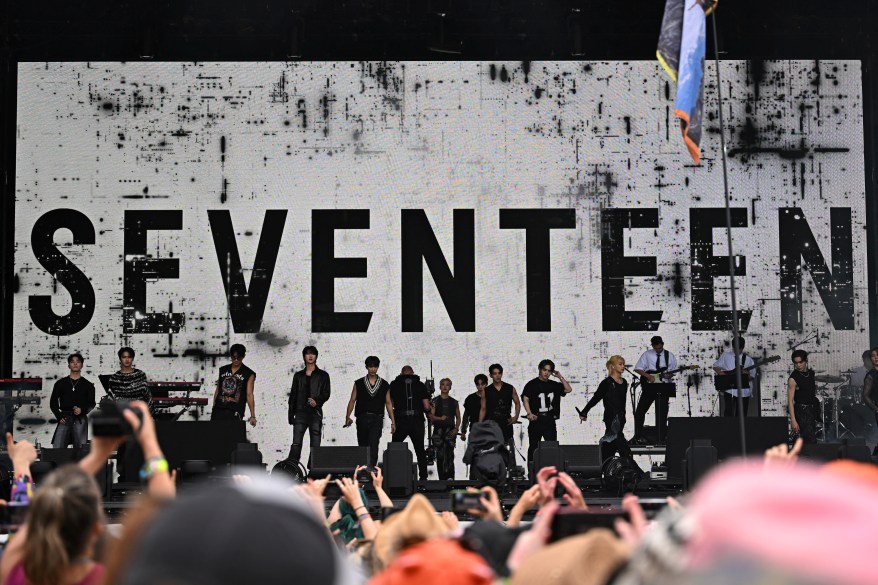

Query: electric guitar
[641,365,698,383]
[718,354,781,375]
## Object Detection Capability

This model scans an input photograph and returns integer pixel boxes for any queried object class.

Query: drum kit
[816,370,874,441]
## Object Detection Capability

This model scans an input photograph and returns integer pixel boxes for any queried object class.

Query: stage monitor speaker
[310,446,369,478]
[800,443,843,462]
[382,442,414,496]
[155,420,247,470]
[841,439,872,463]
[665,417,788,481]
[562,444,602,478]
[684,439,717,490]
[231,442,263,466]
[39,448,78,467]
[533,441,563,478]
[31,460,57,485]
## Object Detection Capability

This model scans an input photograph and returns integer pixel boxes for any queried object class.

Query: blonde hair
[606,355,625,374]
[439,378,452,387]
[23,465,103,585]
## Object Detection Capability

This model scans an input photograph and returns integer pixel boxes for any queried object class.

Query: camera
[549,508,629,543]
[450,490,485,513]
[356,466,374,485]
[91,399,144,437]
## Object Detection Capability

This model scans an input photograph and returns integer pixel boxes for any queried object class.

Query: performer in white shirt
[712,337,756,417]
[632,336,679,444]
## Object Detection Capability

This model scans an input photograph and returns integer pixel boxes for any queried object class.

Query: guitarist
[632,336,679,444]
[713,336,756,417]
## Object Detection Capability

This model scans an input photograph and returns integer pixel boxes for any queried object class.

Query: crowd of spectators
[0,411,877,585]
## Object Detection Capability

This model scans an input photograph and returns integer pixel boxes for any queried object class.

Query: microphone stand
[624,366,640,413]
[789,332,818,350]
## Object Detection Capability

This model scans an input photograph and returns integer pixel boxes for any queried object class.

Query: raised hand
[556,471,587,510]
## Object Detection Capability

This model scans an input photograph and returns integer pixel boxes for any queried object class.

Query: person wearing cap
[288,345,331,465]
[631,336,679,444]
[521,359,572,463]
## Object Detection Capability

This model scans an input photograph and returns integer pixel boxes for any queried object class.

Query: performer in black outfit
[521,359,572,462]
[430,378,461,480]
[484,363,521,458]
[50,353,96,449]
[389,365,431,481]
[862,347,878,426]
[787,349,819,444]
[579,355,644,479]
[211,344,257,425]
[288,346,331,464]
[460,374,487,442]
[344,355,395,466]
[107,347,152,480]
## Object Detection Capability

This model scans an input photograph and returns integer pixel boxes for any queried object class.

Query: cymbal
[815,375,845,384]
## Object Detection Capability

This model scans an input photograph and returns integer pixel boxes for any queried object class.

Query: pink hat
[687,460,878,585]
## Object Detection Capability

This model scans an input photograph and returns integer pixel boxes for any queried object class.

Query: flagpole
[709,9,748,456]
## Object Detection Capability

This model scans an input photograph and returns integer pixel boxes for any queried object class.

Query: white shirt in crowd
[713,351,756,397]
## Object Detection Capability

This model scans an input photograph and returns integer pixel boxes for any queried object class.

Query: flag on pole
[657,0,717,165]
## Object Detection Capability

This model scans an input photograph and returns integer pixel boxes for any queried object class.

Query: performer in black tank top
[787,350,819,444]
[430,378,461,480]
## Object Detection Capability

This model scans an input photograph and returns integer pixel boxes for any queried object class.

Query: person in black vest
[460,374,487,442]
[344,355,395,466]
[631,335,679,444]
[50,352,96,449]
[389,365,431,481]
[521,359,572,462]
[861,347,878,427]
[484,363,521,458]
[288,346,331,465]
[429,378,461,480]
[787,349,819,444]
[211,344,257,425]
[579,355,643,480]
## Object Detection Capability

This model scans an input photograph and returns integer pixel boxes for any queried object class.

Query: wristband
[11,474,33,504]
[139,456,169,481]
[357,512,371,521]
[354,505,367,512]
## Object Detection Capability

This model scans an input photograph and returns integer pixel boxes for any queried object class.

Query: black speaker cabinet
[800,443,843,462]
[382,442,414,496]
[684,439,718,490]
[310,446,369,478]
[561,444,603,478]
[533,441,563,478]
[665,417,788,481]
